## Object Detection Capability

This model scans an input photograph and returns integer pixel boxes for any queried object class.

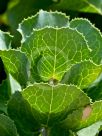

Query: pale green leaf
[0,30,13,50]
[77,121,102,136]
[22,83,90,126]
[62,60,102,89]
[0,49,29,86]
[18,10,69,42]
[0,114,18,136]
[8,74,21,93]
[70,18,102,64]
[21,27,90,82]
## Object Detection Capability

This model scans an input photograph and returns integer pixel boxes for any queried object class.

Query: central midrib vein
[53,29,57,76]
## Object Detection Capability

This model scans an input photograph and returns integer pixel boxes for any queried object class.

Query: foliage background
[1,0,102,136]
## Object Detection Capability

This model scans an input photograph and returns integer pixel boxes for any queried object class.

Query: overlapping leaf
[6,0,102,35]
[18,10,69,42]
[61,101,102,130]
[22,83,90,126]
[61,18,102,90]
[21,27,90,81]
[1,10,102,135]
[70,18,102,64]
[7,0,53,30]
[62,60,102,89]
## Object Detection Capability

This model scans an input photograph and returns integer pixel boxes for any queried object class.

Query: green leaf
[50,0,102,15]
[0,30,13,50]
[18,10,69,42]
[62,60,102,89]
[77,121,102,136]
[0,114,18,136]
[21,27,90,82]
[61,101,102,130]
[7,91,40,136]
[70,18,102,64]
[6,2,55,47]
[22,83,90,126]
[0,49,29,86]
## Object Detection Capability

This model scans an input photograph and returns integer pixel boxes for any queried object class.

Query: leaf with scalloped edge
[0,114,18,136]
[18,10,69,42]
[61,60,102,89]
[51,0,102,15]
[0,50,29,86]
[0,30,13,50]
[61,101,102,130]
[22,83,90,126]
[70,18,102,64]
[21,27,90,82]
[7,0,54,30]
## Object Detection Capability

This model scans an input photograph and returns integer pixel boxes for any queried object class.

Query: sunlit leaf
[21,27,90,82]
[22,83,90,126]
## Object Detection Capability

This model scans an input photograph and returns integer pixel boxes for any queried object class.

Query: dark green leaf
[0,114,18,136]
[7,91,40,136]
[86,79,102,101]
[0,79,10,114]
